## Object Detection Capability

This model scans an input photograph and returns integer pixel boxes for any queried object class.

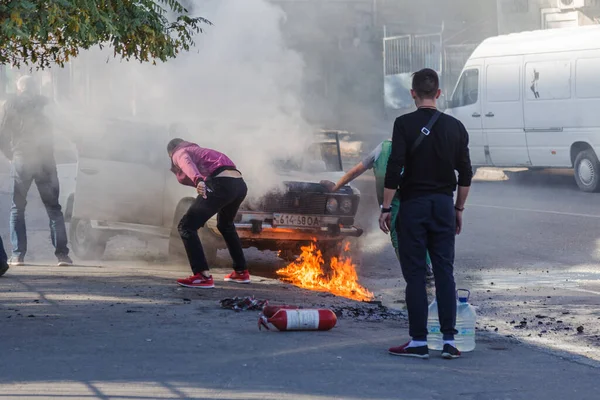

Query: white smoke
[51,0,314,198]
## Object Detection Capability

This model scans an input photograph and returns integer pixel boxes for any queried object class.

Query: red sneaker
[177,273,215,288]
[224,270,251,284]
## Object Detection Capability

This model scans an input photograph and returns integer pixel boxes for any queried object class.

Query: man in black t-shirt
[379,69,473,360]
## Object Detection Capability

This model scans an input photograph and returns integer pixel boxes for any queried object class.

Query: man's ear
[435,89,442,99]
[410,89,417,100]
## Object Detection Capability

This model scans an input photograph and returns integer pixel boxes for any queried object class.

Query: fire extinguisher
[262,304,302,318]
[259,308,337,331]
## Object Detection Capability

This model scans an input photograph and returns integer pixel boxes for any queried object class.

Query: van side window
[452,69,479,107]
[525,61,571,100]
[576,58,600,99]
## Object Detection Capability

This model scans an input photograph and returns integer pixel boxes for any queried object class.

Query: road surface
[1,168,600,399]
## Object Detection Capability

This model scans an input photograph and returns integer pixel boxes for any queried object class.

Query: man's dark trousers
[397,192,458,341]
[10,156,69,259]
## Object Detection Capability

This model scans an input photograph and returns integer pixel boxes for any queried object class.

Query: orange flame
[276,241,374,302]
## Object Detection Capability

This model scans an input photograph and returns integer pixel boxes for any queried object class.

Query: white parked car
[445,25,600,192]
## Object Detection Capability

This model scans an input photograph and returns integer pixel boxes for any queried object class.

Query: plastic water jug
[427,289,476,352]
[427,299,443,351]
[455,289,476,352]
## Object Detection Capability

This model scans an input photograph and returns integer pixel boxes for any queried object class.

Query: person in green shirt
[321,140,433,280]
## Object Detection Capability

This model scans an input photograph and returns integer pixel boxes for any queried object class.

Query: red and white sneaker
[177,273,215,288]
[224,270,251,284]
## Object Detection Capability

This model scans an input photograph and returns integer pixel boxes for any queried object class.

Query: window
[525,61,571,100]
[576,58,600,99]
[451,69,479,108]
[486,64,520,102]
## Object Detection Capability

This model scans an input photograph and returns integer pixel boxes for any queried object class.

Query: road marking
[570,287,600,296]
[470,204,600,219]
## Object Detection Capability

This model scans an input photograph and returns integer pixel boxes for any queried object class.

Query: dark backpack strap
[409,110,442,156]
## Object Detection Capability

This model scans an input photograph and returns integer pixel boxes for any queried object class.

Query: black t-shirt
[384,108,473,200]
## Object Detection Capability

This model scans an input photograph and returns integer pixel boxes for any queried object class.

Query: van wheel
[69,218,107,260]
[574,150,600,192]
[168,207,218,265]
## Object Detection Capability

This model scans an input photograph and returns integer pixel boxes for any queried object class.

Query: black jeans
[178,177,248,274]
[398,193,457,342]
[10,156,69,259]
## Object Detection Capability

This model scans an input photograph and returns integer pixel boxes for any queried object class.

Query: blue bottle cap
[457,289,470,303]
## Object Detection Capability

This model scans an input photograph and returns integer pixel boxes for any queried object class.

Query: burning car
[62,123,363,263]
[179,131,363,264]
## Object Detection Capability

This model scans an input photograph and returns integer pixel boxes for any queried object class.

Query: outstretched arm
[332,162,368,191]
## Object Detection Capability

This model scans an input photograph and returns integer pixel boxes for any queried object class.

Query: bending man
[168,138,250,288]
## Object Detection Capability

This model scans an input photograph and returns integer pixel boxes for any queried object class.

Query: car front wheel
[69,218,108,260]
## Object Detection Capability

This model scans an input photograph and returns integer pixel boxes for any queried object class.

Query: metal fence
[442,43,478,95]
[383,33,442,77]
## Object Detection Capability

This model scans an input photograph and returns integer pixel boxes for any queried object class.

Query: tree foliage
[0,0,211,69]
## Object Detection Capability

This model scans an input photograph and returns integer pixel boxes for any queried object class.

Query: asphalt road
[353,168,600,362]
[2,168,600,399]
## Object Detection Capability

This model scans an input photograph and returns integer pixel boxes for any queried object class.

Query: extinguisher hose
[258,315,271,331]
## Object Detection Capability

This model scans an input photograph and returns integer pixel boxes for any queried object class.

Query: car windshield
[274,134,342,173]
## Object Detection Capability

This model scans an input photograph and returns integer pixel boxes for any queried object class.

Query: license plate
[273,214,321,227]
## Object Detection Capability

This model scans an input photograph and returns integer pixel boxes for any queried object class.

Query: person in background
[0,75,72,267]
[380,69,472,360]
[320,141,434,282]
[0,237,8,277]
[167,138,250,288]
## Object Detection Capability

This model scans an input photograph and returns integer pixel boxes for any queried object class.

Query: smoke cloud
[48,0,315,198]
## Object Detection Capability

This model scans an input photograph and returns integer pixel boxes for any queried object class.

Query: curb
[473,167,508,182]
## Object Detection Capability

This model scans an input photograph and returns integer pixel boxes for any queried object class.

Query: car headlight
[340,198,353,214]
[326,197,339,213]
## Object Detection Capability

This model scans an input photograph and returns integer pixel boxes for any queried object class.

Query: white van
[445,26,600,192]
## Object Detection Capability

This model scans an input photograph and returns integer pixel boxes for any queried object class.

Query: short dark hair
[167,138,184,154]
[412,68,439,99]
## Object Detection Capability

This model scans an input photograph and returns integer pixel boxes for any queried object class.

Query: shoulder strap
[409,110,442,156]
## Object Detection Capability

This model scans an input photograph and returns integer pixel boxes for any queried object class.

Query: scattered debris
[535,315,548,319]
[220,296,268,312]
[577,326,584,334]
[331,303,405,322]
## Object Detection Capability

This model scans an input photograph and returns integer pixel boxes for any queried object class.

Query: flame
[276,241,374,302]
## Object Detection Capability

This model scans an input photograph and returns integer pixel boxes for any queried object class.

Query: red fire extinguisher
[262,304,302,318]
[259,308,337,331]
